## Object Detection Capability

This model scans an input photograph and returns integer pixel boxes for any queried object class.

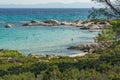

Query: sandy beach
[69,52,89,57]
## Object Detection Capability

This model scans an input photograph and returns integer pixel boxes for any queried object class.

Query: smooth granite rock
[5,24,13,28]
[44,19,61,25]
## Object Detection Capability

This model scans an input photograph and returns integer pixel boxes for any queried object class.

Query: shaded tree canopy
[89,0,120,19]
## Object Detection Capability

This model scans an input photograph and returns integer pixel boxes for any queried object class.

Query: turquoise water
[0,8,98,55]
[0,26,98,55]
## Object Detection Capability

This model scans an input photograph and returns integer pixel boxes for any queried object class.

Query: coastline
[22,19,111,57]
[1,19,111,57]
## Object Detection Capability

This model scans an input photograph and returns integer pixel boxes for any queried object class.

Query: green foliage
[109,20,120,35]
[0,49,24,58]
[88,8,113,19]
[63,68,79,80]
[95,19,120,43]
[2,72,35,80]
[91,0,120,19]
[0,45,120,80]
[95,27,116,42]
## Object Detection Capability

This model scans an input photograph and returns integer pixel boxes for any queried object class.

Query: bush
[0,49,24,58]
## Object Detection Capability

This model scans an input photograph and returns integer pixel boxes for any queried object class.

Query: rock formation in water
[22,19,112,30]
[5,24,13,28]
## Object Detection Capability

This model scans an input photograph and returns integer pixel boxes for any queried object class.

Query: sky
[0,0,103,8]
[0,0,91,4]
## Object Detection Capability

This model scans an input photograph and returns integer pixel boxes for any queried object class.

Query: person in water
[71,38,73,41]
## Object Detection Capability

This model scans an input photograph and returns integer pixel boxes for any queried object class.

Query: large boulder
[89,24,100,30]
[22,23,33,26]
[61,21,75,26]
[74,20,83,24]
[44,19,61,25]
[46,54,57,59]
[82,19,92,24]
[102,22,112,28]
[30,20,39,23]
[68,43,101,52]
[68,41,114,53]
[80,22,94,29]
[5,24,13,28]
[80,23,90,29]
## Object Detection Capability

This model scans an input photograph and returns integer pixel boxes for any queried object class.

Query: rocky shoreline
[27,52,89,58]
[27,40,114,58]
[22,19,112,57]
[22,19,111,30]
[67,40,115,53]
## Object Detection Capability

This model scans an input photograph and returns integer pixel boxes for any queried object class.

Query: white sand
[69,52,89,57]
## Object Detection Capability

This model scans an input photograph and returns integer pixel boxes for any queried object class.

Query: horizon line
[0,2,93,5]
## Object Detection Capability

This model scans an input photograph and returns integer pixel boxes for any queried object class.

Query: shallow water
[0,26,98,55]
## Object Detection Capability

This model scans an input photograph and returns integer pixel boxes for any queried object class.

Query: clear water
[0,8,98,55]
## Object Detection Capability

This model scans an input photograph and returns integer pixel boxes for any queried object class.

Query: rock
[44,19,61,25]
[74,20,83,24]
[80,22,95,29]
[80,27,89,29]
[46,54,57,59]
[0,49,4,52]
[68,43,101,52]
[103,22,112,28]
[98,21,106,24]
[89,24,100,30]
[72,20,85,27]
[82,19,91,24]
[68,41,114,53]
[61,21,75,26]
[28,53,44,58]
[23,23,33,26]
[80,23,91,29]
[23,20,59,26]
[30,20,39,23]
[5,24,12,28]
[74,24,84,27]
[61,22,71,25]
[22,19,111,30]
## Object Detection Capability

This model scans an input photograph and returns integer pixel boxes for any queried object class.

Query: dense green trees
[95,27,116,42]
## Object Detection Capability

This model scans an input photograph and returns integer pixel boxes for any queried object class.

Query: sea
[0,8,98,55]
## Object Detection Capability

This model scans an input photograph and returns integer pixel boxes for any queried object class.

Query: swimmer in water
[71,38,73,41]
[26,37,28,39]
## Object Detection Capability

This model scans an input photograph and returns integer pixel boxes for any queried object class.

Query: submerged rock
[5,24,13,28]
